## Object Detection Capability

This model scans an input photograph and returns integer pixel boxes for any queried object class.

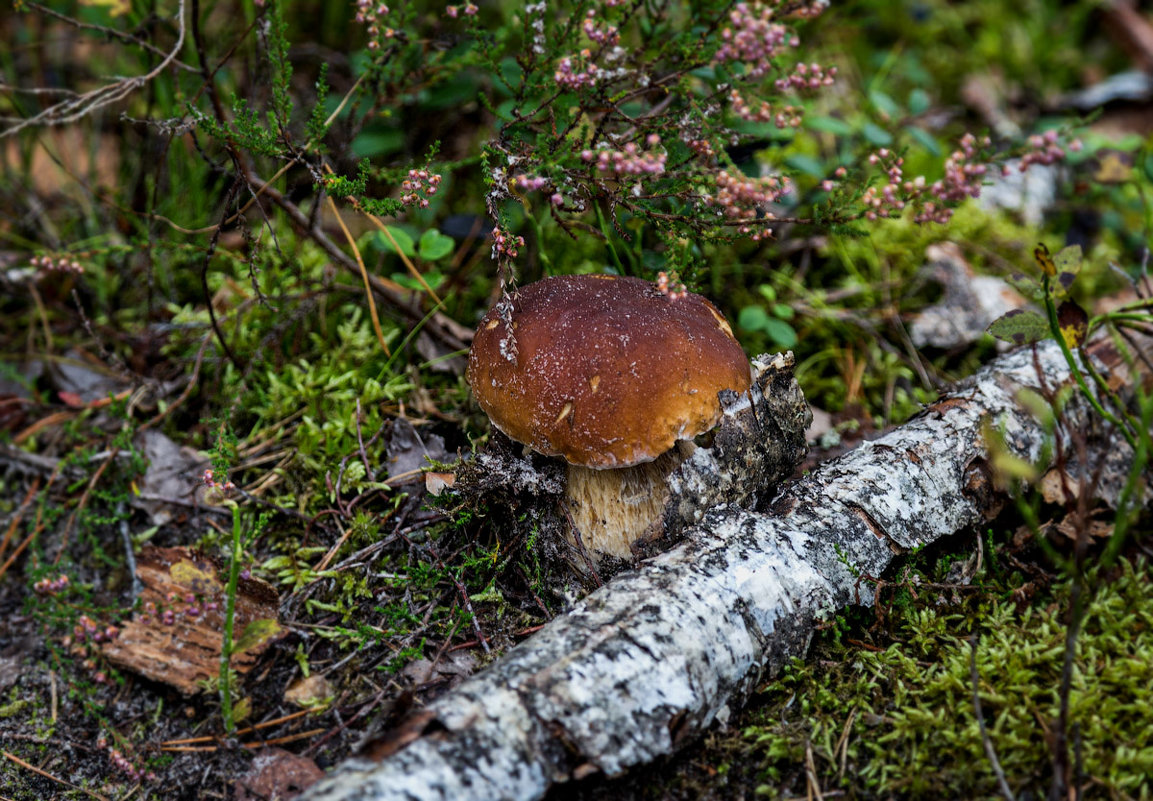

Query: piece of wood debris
[100,546,282,695]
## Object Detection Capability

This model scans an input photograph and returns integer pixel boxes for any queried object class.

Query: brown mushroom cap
[467,274,751,468]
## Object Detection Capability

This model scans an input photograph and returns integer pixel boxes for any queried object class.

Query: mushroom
[467,273,752,563]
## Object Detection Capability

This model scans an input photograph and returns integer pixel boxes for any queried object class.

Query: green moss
[0,698,31,718]
[744,558,1153,798]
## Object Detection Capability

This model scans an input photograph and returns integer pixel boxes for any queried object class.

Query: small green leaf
[784,153,826,178]
[907,88,931,115]
[351,129,404,158]
[233,618,283,657]
[806,115,855,136]
[988,309,1050,346]
[762,317,798,348]
[862,122,893,146]
[374,227,416,258]
[905,125,941,157]
[1005,272,1044,301]
[391,270,446,291]
[738,305,770,331]
[1049,244,1083,299]
[418,229,455,261]
[868,89,901,119]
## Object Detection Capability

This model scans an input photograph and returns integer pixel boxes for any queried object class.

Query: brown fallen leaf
[233,747,324,801]
[100,546,282,695]
[424,471,456,496]
[284,674,334,710]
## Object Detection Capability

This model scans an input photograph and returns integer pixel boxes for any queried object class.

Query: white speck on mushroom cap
[468,274,752,468]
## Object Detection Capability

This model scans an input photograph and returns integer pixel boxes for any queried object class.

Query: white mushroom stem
[565,448,686,561]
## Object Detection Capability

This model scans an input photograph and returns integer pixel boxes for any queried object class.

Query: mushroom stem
[564,448,688,562]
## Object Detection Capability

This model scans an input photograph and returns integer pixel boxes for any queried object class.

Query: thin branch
[1,0,189,138]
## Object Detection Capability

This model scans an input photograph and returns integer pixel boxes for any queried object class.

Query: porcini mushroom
[467,273,751,562]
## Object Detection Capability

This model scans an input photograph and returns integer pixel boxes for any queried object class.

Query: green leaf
[1005,272,1044,301]
[771,302,795,320]
[988,309,1050,346]
[233,618,283,657]
[785,153,826,178]
[905,125,941,157]
[374,227,416,258]
[907,88,931,115]
[806,115,855,136]
[391,270,446,291]
[762,317,798,348]
[739,305,797,346]
[868,89,901,119]
[862,122,893,146]
[1049,244,1083,299]
[738,305,770,331]
[418,229,455,261]
[351,128,404,158]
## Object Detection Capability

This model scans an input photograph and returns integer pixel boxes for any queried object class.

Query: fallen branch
[304,336,1144,801]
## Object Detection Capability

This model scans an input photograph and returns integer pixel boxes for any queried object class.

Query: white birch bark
[303,338,1138,801]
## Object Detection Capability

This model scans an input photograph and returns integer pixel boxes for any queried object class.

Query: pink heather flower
[585,141,667,176]
[705,169,791,225]
[713,2,806,78]
[400,168,442,207]
[446,4,458,16]
[555,52,600,89]
[491,227,526,260]
[656,271,687,300]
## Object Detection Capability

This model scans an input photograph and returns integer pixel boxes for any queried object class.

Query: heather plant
[328,0,1080,287]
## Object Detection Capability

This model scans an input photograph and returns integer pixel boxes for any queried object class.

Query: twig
[159,709,314,746]
[0,478,40,563]
[969,635,1014,801]
[159,728,326,752]
[1,0,188,138]
[20,2,197,70]
[424,540,490,654]
[803,739,825,801]
[0,523,44,583]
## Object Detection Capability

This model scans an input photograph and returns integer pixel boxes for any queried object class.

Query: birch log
[304,337,1141,801]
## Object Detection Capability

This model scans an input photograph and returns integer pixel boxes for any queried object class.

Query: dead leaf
[284,674,334,710]
[52,349,130,404]
[400,650,477,687]
[386,417,448,485]
[1054,517,1115,541]
[425,471,456,496]
[131,430,211,526]
[234,748,324,801]
[100,546,281,695]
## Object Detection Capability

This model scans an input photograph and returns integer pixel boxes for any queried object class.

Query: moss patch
[741,558,1153,797]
